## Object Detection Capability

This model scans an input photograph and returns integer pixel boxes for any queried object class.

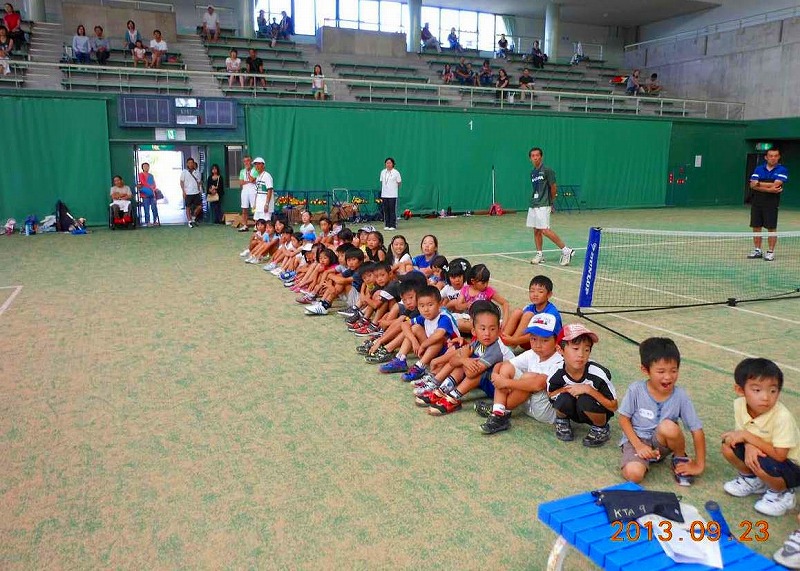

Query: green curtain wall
[246,106,671,212]
[0,96,111,225]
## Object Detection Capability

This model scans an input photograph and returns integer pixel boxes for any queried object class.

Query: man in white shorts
[202,5,220,43]
[527,147,574,266]
[239,155,257,231]
[252,157,274,222]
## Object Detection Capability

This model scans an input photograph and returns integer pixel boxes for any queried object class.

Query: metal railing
[99,0,174,12]
[625,5,800,51]
[3,60,746,120]
[574,42,603,61]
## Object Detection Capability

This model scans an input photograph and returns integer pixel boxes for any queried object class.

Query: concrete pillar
[239,0,253,38]
[407,0,421,52]
[25,0,45,22]
[544,2,560,60]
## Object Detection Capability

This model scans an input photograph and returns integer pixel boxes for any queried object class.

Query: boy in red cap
[547,323,618,447]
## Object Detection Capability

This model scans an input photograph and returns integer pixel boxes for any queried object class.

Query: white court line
[493,252,800,327]
[489,276,800,375]
[0,285,22,317]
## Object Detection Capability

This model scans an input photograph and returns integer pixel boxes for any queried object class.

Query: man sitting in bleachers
[421,23,441,53]
[202,5,220,43]
[245,48,266,87]
[149,29,167,68]
[646,73,662,95]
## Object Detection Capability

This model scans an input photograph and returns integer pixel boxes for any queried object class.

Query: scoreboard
[117,95,238,129]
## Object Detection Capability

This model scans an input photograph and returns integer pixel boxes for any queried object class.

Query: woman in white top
[109,175,133,220]
[379,157,402,230]
[226,48,244,87]
[72,25,91,64]
[311,64,326,100]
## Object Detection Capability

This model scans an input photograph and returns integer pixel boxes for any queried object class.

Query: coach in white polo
[202,5,220,42]
[379,157,401,230]
[252,157,275,222]
[238,155,257,231]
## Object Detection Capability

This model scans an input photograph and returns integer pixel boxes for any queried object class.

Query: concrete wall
[62,2,177,41]
[317,26,407,58]
[513,16,629,65]
[625,17,800,119]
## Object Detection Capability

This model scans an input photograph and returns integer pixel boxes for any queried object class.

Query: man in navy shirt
[748,148,788,261]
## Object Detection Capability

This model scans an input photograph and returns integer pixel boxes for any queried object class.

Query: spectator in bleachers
[495,68,509,100]
[124,20,140,50]
[257,10,269,38]
[3,4,23,51]
[132,39,147,67]
[479,59,493,87]
[311,64,326,100]
[72,25,91,64]
[625,69,644,95]
[279,11,293,40]
[497,34,510,58]
[519,67,535,99]
[245,48,266,87]
[529,40,546,69]
[269,17,280,47]
[0,25,14,55]
[441,63,454,84]
[149,29,167,68]
[226,48,244,87]
[455,57,471,85]
[202,5,220,43]
[447,28,462,52]
[92,26,110,65]
[0,44,10,76]
[421,22,441,53]
[646,73,662,95]
[570,41,587,66]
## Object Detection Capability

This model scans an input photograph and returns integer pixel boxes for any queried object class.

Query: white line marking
[0,285,22,317]
[489,275,800,375]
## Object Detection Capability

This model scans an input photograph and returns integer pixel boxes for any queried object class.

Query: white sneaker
[559,248,575,266]
[755,489,796,517]
[386,227,396,230]
[239,249,250,257]
[306,302,328,315]
[188,221,194,228]
[764,250,775,261]
[530,252,544,264]
[774,529,800,569]
[263,262,277,271]
[747,248,763,259]
[270,268,282,276]
[723,475,767,497]
[245,256,260,264]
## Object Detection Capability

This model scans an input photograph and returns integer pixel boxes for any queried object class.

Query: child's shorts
[478,371,495,398]
[552,393,613,425]
[521,391,556,424]
[732,443,800,488]
[620,438,672,469]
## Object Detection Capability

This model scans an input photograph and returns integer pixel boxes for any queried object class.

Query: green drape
[0,96,111,225]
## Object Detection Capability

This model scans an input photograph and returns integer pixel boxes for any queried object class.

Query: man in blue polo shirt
[748,148,788,261]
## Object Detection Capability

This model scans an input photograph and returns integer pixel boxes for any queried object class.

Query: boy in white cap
[252,157,275,222]
[202,5,220,42]
[548,323,617,447]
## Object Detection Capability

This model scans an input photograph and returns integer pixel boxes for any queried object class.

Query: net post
[577,227,602,309]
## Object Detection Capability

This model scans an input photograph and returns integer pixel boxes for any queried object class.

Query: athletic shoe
[764,250,776,262]
[412,377,439,396]
[386,227,396,230]
[345,313,364,325]
[747,248,763,259]
[338,307,359,318]
[364,347,395,364]
[559,248,575,266]
[355,339,374,355]
[238,225,249,232]
[278,271,292,280]
[774,529,800,569]
[583,424,611,447]
[414,388,444,407]
[379,357,408,374]
[475,400,506,418]
[724,475,767,497]
[245,256,260,264]
[554,418,574,441]
[480,412,511,434]
[755,490,796,517]
[401,364,427,382]
[239,249,251,257]
[347,318,369,331]
[270,268,283,276]
[384,226,390,230]
[428,396,462,415]
[530,252,544,264]
[263,262,278,271]
[283,280,295,288]
[296,294,316,304]
[188,221,194,228]
[672,456,694,487]
[354,323,381,337]
[305,302,328,316]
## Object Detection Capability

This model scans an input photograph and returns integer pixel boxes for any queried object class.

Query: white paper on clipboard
[638,503,723,569]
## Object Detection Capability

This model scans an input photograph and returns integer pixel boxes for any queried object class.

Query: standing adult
[379,157,401,231]
[180,157,203,228]
[748,148,788,261]
[278,11,293,40]
[137,162,160,226]
[202,5,220,43]
[124,19,141,50]
[238,155,257,231]
[109,175,133,220]
[527,147,574,266]
[207,163,225,224]
[252,157,274,222]
[149,29,167,68]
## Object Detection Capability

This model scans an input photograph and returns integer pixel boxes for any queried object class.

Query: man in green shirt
[238,155,258,232]
[526,147,574,265]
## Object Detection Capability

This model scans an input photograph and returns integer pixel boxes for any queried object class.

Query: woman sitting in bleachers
[0,25,14,55]
[226,48,244,87]
[3,3,24,51]
[124,20,140,51]
[72,25,91,64]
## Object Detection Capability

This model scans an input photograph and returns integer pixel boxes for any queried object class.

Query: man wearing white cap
[252,157,275,222]
[202,5,220,42]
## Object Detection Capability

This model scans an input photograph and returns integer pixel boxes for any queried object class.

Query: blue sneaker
[280,271,296,281]
[379,357,408,374]
[401,364,427,382]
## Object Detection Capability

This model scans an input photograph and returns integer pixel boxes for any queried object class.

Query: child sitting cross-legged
[721,358,799,517]
[266,230,301,275]
[478,312,564,434]
[450,264,510,335]
[240,218,269,259]
[547,323,617,447]
[360,277,424,363]
[292,247,338,300]
[440,258,470,310]
[618,337,706,486]
[244,219,279,264]
[306,248,365,315]
[501,274,562,350]
[348,262,394,337]
[378,285,460,380]
[415,300,513,416]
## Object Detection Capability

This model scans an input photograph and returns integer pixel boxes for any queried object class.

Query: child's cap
[301,242,313,252]
[302,232,316,241]
[557,323,599,345]
[524,313,559,338]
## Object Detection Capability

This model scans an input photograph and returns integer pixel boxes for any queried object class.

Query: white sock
[562,246,571,254]
[414,360,425,369]
[492,403,506,415]
[396,353,406,361]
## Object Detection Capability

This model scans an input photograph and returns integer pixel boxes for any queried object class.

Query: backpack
[55,200,78,232]
[489,203,504,216]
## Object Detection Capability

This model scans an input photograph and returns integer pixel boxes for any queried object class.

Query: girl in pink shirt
[453,264,510,334]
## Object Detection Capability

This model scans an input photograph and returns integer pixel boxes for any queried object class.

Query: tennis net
[577,227,800,313]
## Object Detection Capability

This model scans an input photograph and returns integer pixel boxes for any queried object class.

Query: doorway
[134,144,208,225]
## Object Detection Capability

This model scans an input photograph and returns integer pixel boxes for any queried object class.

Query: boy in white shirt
[149,30,167,68]
[202,5,220,42]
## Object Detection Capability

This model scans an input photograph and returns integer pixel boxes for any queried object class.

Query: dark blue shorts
[733,443,800,488]
[478,371,494,398]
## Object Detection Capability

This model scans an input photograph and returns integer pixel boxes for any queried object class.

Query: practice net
[577,227,800,313]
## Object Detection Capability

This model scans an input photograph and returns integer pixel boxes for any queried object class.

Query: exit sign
[155,128,186,141]
[755,142,773,151]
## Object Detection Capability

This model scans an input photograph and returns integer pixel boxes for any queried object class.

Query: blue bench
[537,483,781,570]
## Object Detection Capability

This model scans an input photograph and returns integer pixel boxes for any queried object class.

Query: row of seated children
[236,214,800,567]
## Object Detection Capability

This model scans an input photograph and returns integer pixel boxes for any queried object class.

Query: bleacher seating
[60,65,191,94]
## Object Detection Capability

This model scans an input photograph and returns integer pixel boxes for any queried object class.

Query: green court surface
[1,206,798,569]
